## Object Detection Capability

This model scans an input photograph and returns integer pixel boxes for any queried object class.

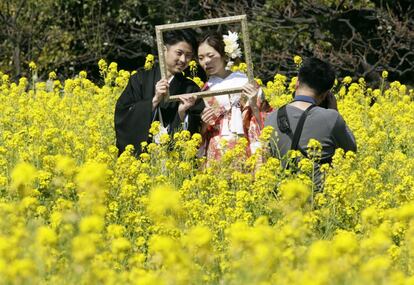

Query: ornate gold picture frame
[155,15,254,102]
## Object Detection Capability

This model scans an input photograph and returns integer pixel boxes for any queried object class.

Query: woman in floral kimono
[198,32,271,160]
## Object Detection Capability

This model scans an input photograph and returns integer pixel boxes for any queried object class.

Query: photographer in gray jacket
[264,57,356,189]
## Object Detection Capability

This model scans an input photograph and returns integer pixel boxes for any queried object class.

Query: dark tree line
[0,0,412,84]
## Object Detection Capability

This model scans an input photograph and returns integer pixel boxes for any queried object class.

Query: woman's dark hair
[198,32,226,57]
[298,57,336,95]
[164,29,197,54]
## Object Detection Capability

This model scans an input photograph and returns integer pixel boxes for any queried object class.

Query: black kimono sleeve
[187,94,205,135]
[114,71,153,156]
[115,69,205,157]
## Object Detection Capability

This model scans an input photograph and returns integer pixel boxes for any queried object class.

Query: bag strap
[277,104,316,155]
[291,104,316,150]
[152,106,164,126]
[277,105,292,137]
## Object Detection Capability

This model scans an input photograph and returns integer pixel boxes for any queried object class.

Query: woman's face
[198,42,226,77]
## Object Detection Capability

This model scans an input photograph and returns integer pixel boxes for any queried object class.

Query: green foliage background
[0,0,412,83]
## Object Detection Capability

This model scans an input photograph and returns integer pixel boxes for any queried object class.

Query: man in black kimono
[115,29,205,156]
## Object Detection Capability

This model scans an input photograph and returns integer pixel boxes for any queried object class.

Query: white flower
[225,60,234,70]
[223,31,242,59]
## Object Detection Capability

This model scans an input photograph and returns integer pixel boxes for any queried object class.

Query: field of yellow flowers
[1,60,414,285]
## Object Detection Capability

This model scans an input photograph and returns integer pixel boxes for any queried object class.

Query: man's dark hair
[298,57,335,95]
[164,29,197,55]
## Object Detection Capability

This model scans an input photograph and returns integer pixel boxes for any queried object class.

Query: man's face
[164,41,193,75]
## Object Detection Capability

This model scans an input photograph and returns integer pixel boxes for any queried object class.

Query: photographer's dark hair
[199,32,226,58]
[164,29,197,54]
[298,57,335,96]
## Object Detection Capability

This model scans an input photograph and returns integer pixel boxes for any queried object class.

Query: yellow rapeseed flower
[48,71,57,80]
[144,54,155,70]
[36,226,58,246]
[79,215,104,234]
[98,58,107,71]
[28,61,37,70]
[147,185,182,217]
[79,70,87,78]
[293,55,302,65]
[10,162,37,197]
[342,76,352,85]
[279,179,310,206]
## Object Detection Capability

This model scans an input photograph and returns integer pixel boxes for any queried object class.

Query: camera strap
[277,104,316,157]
